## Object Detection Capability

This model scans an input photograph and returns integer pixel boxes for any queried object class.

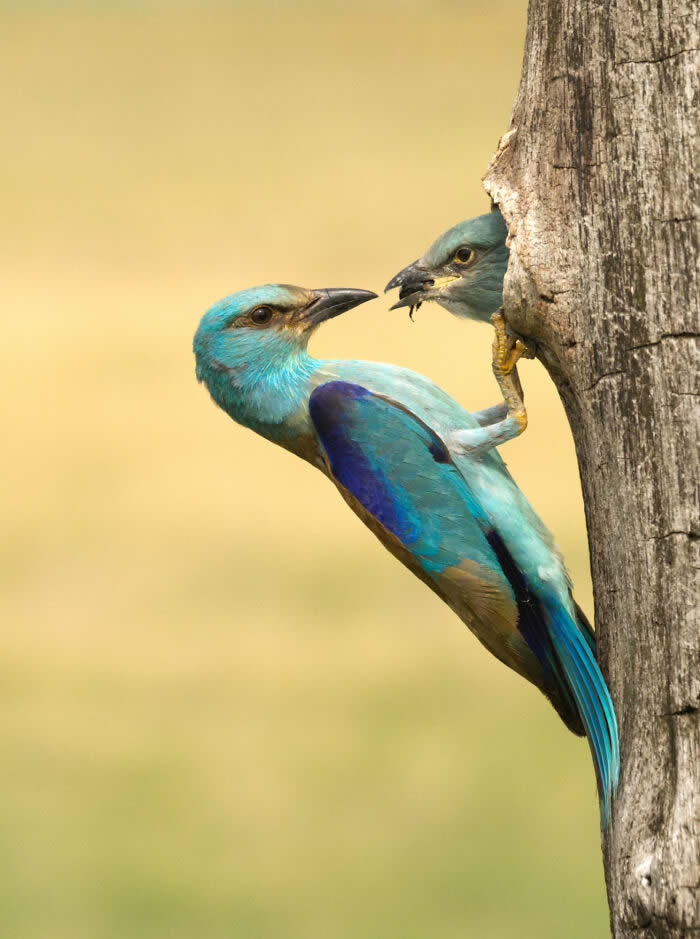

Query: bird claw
[490,311,535,375]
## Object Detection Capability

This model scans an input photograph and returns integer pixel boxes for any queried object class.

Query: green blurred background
[1,3,609,937]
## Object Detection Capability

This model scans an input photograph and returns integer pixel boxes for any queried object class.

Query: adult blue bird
[385,208,534,374]
[193,283,619,825]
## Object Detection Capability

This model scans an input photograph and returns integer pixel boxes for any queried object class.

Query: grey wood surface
[483,2,699,935]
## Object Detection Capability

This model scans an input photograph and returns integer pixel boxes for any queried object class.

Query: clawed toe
[517,339,537,360]
[491,311,535,375]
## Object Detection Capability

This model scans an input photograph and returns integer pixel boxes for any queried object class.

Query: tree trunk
[483,2,699,936]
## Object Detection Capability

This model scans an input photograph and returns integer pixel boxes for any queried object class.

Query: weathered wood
[483,2,699,936]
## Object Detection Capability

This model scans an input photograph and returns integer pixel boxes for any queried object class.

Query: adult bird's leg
[469,364,525,427]
[469,402,509,427]
[491,309,536,375]
[446,312,532,458]
[491,311,528,421]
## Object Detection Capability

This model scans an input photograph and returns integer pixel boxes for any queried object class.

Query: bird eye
[250,305,274,325]
[454,247,474,265]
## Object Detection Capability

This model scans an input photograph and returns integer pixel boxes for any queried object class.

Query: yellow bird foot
[513,406,528,433]
[490,311,536,376]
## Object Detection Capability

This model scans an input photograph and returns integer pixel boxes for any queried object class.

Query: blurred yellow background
[2,3,608,937]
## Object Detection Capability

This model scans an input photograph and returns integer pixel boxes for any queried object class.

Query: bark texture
[483,2,699,936]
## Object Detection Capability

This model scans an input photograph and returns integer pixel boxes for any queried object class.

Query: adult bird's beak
[296,288,378,328]
[384,261,437,311]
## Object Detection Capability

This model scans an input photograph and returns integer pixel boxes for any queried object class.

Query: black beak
[297,288,377,327]
[384,261,434,311]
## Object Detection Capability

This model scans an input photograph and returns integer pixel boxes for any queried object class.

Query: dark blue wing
[309,380,502,577]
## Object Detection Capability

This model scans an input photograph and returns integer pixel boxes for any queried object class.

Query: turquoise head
[194,284,376,429]
[384,210,508,322]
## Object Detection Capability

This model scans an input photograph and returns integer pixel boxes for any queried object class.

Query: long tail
[544,598,620,827]
[426,453,620,824]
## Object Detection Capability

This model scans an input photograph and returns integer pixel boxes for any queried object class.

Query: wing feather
[309,380,619,822]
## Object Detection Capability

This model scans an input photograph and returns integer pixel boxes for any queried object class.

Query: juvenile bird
[193,283,619,825]
[385,209,534,376]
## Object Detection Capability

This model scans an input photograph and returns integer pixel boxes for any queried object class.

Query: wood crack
[647,530,697,542]
[616,48,698,66]
[667,703,699,717]
[626,333,699,353]
[586,369,626,391]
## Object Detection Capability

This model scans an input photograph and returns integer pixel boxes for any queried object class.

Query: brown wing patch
[437,560,518,642]
[436,559,551,684]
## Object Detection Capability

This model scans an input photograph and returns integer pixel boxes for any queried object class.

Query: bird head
[194,284,376,423]
[384,210,508,322]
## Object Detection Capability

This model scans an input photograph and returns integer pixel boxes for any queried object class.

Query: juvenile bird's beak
[384,261,437,311]
[296,288,377,328]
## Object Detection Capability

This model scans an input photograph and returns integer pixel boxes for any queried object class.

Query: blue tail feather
[544,599,620,827]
